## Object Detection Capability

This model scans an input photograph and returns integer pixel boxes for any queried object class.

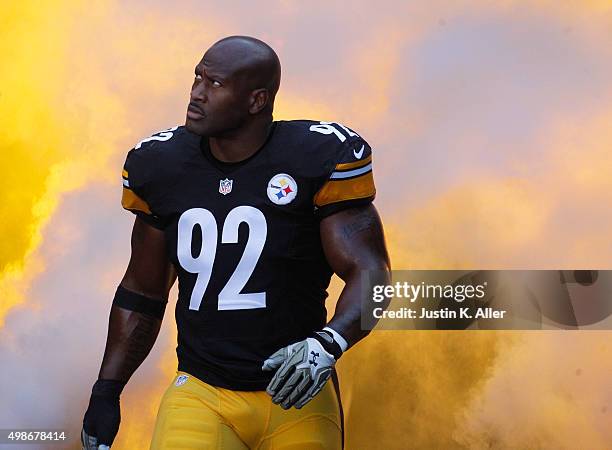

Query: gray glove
[262,330,343,409]
[81,429,110,450]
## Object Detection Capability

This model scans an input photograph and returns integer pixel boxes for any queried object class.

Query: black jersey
[120,120,376,390]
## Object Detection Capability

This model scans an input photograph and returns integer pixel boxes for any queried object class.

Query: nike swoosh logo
[353,144,365,159]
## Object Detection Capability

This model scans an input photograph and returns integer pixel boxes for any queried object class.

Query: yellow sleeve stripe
[121,187,152,215]
[122,169,129,178]
[335,154,372,171]
[314,172,375,207]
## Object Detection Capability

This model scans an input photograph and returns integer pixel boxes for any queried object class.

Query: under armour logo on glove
[309,351,320,366]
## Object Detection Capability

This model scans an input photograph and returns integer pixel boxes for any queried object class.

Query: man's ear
[249,88,269,114]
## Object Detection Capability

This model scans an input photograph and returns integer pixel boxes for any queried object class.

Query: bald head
[205,36,281,110]
[186,36,281,137]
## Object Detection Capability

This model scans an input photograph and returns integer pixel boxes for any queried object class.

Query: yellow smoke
[0,0,84,323]
[456,332,611,449]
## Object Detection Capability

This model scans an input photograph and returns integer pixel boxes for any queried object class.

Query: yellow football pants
[150,371,343,450]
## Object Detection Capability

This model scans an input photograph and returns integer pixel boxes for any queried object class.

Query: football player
[82,36,390,450]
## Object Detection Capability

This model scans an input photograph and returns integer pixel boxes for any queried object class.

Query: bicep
[320,204,390,279]
[120,216,176,299]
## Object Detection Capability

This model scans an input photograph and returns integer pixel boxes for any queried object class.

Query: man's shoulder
[276,119,367,156]
[278,119,361,139]
[123,125,195,189]
[274,119,370,169]
[128,125,195,156]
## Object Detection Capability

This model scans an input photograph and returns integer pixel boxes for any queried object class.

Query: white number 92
[177,205,267,312]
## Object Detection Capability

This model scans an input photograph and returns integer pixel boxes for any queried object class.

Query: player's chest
[157,161,314,220]
[159,162,321,271]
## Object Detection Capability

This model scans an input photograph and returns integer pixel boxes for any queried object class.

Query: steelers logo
[267,173,298,205]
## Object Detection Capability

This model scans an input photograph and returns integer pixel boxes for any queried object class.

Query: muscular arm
[262,204,389,409]
[98,217,177,381]
[321,203,391,348]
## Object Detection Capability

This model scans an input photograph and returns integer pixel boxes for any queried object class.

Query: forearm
[327,265,391,348]
[321,204,391,349]
[98,305,163,381]
[82,218,174,445]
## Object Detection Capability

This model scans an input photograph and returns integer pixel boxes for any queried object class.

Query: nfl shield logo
[175,374,189,386]
[219,178,233,195]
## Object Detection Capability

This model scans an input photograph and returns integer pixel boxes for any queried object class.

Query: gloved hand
[262,329,345,410]
[81,379,125,449]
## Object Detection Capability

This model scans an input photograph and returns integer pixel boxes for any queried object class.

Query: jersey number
[177,206,267,311]
[309,121,359,142]
[135,126,178,149]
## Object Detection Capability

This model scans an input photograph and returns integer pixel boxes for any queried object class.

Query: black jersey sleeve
[120,130,175,230]
[312,123,376,218]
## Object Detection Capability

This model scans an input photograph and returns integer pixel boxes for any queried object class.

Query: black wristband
[112,285,167,320]
[312,330,344,360]
[91,379,126,399]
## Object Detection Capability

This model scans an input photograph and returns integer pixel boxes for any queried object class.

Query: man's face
[185,51,251,137]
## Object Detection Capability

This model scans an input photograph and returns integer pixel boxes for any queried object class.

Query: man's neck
[209,118,273,163]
